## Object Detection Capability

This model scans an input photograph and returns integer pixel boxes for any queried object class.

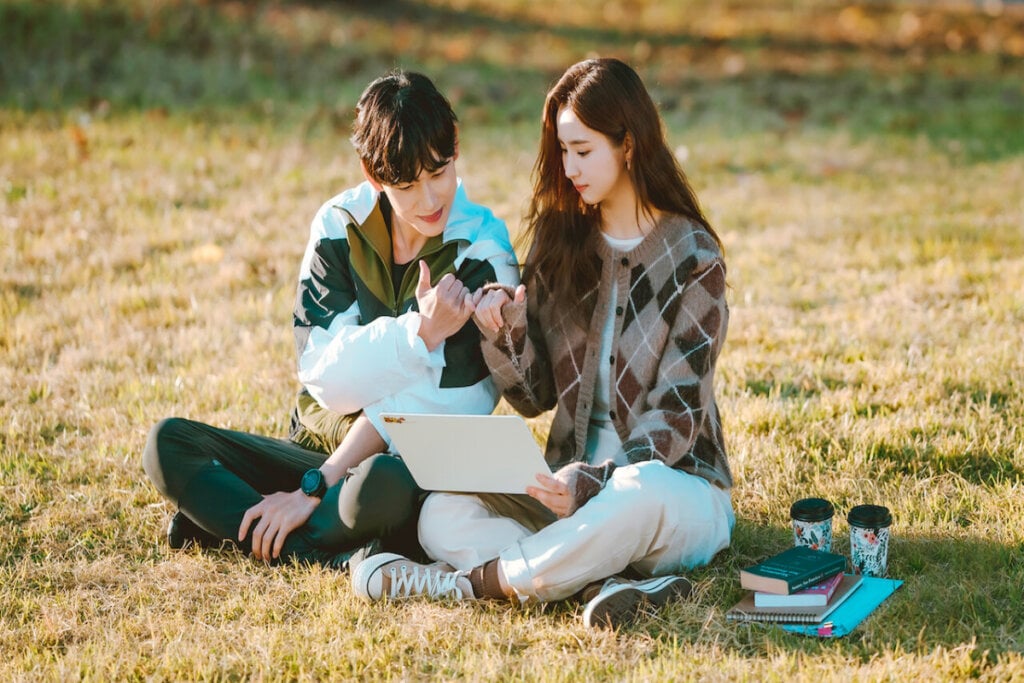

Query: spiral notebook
[781,576,903,638]
[726,573,864,624]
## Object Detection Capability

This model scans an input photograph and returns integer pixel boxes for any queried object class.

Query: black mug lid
[847,504,892,528]
[790,497,835,523]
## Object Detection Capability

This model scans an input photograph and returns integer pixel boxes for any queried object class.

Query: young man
[143,70,518,567]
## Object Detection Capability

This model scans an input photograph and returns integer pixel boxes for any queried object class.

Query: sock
[468,559,507,600]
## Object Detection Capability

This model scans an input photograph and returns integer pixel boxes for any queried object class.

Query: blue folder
[781,576,903,638]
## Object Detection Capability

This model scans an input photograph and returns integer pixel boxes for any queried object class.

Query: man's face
[379,157,459,240]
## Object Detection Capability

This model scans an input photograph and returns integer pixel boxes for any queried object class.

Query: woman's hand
[238,489,319,562]
[529,460,617,519]
[526,472,573,518]
[472,284,526,332]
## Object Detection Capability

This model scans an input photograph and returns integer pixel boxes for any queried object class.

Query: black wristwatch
[300,468,327,499]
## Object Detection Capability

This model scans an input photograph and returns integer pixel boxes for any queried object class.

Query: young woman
[353,58,734,629]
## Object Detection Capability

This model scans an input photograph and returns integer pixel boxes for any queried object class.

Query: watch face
[301,469,324,497]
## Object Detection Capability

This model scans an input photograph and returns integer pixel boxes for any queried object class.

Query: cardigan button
[608,355,614,364]
[609,410,617,420]
[615,306,623,316]
[620,257,628,267]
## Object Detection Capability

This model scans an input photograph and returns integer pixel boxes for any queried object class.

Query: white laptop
[379,413,551,494]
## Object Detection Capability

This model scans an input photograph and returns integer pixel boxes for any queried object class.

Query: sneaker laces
[388,563,466,600]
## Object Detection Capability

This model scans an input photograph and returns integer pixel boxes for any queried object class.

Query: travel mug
[847,504,893,577]
[790,497,835,552]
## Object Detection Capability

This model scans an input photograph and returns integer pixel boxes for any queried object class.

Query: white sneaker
[352,552,472,603]
[581,575,692,629]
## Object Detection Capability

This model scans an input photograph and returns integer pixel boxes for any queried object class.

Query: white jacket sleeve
[297,306,446,415]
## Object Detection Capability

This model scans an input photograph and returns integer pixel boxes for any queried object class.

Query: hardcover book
[726,574,864,624]
[754,570,844,608]
[739,546,847,595]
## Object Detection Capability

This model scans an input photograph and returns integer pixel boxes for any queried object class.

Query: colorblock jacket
[294,180,519,440]
[479,213,733,489]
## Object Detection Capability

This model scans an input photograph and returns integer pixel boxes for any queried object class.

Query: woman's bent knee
[417,492,465,550]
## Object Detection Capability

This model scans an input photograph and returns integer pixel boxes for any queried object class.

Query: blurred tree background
[2,0,1022,159]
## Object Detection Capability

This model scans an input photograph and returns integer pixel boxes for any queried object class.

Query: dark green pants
[142,416,424,563]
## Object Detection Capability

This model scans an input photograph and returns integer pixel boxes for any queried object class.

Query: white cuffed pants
[418,460,735,603]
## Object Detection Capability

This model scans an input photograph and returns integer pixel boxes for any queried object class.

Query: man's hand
[415,260,475,350]
[472,284,526,332]
[238,489,319,562]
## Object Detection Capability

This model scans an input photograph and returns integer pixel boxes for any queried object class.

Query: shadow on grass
[2,0,1023,159]
[742,376,1022,487]
[702,521,1024,659]
[869,438,1022,487]
[506,521,1022,662]
[745,376,850,400]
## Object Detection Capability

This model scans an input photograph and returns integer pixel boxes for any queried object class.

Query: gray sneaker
[581,575,693,629]
[352,553,472,602]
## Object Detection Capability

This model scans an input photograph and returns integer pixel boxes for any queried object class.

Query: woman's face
[556,106,630,208]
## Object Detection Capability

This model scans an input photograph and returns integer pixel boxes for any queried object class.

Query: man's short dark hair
[351,70,458,186]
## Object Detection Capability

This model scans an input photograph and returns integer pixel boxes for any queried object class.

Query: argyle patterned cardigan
[479,213,733,490]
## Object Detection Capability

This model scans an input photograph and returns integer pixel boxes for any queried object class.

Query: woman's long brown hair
[521,58,721,311]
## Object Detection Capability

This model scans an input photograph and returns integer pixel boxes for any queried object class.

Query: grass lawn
[2,1,1023,680]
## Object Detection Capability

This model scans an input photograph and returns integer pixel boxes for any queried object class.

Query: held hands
[238,489,319,562]
[472,284,526,332]
[415,261,475,351]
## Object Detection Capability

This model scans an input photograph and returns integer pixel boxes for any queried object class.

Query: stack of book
[726,546,863,625]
